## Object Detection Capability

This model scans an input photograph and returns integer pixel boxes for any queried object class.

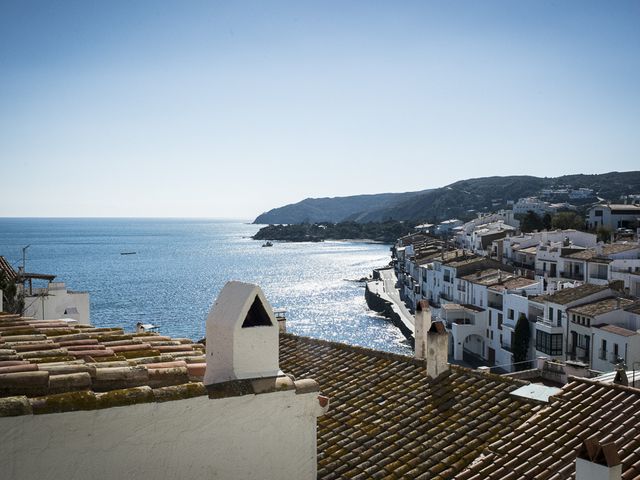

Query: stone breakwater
[364,268,415,347]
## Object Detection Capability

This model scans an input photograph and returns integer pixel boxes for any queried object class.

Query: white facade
[22,282,90,324]
[0,387,325,480]
[591,326,640,373]
[587,204,640,231]
[513,197,556,216]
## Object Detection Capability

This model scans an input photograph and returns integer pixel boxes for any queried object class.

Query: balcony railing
[500,342,513,353]
[537,315,561,328]
[560,270,584,281]
[589,273,608,281]
[488,301,503,310]
[440,293,453,302]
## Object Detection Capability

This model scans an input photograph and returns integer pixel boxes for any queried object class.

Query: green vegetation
[0,271,24,314]
[551,211,584,230]
[513,313,531,371]
[519,210,585,233]
[253,221,416,243]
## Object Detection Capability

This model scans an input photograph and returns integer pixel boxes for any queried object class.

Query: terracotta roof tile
[454,377,640,479]
[279,333,540,479]
[0,316,206,411]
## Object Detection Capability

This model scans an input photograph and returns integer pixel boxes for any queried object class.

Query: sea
[0,218,412,355]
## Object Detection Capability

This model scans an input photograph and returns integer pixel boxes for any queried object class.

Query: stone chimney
[426,321,449,378]
[204,281,282,385]
[575,438,621,480]
[414,300,431,360]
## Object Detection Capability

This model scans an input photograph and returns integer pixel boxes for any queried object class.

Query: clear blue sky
[1,1,638,219]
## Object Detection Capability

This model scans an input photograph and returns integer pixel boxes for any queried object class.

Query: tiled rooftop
[567,297,634,318]
[540,283,609,305]
[455,377,640,480]
[597,324,638,337]
[279,334,540,480]
[0,256,18,282]
[0,313,207,415]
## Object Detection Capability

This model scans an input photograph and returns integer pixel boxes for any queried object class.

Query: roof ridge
[282,334,531,388]
[280,333,425,366]
[566,375,640,395]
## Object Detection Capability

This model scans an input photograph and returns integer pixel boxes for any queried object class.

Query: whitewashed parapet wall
[0,387,325,480]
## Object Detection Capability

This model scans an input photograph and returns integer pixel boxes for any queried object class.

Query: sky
[1,1,639,219]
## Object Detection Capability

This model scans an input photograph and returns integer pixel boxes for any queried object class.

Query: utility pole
[22,245,31,295]
[22,245,30,273]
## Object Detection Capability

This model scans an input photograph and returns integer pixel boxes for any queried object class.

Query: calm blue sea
[0,218,411,355]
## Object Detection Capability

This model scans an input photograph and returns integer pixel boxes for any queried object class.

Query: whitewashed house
[532,284,615,361]
[587,204,640,231]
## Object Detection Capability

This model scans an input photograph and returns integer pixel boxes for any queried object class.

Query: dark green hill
[253,191,428,224]
[253,171,640,224]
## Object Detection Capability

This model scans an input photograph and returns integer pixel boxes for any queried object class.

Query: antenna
[22,245,31,274]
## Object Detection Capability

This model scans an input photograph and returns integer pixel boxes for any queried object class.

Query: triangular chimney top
[204,281,282,385]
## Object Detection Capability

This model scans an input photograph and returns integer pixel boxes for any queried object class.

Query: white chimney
[426,321,449,378]
[204,281,282,385]
[414,300,431,360]
[575,439,621,480]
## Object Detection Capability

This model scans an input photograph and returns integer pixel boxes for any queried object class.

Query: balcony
[569,347,590,363]
[537,315,561,327]
[456,284,466,292]
[536,315,564,334]
[440,292,453,302]
[560,270,584,281]
[488,301,503,310]
[500,342,513,353]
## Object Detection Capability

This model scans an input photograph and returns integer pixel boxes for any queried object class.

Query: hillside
[253,191,428,224]
[253,171,640,224]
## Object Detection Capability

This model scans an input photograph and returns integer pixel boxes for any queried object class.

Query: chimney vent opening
[242,296,273,328]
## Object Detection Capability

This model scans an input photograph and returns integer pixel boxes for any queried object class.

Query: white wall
[23,283,90,324]
[0,388,323,480]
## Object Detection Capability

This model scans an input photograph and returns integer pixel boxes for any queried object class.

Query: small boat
[120,252,137,255]
[262,241,273,247]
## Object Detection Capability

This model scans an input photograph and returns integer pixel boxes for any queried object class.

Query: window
[613,343,619,359]
[490,331,494,340]
[498,313,503,330]
[536,331,563,356]
[600,339,607,360]
[489,310,492,326]
[595,210,603,217]
[549,307,554,320]
[508,309,514,320]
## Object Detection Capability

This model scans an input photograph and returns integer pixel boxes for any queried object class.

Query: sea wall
[365,283,414,347]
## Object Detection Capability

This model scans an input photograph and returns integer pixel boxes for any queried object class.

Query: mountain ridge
[253,171,640,224]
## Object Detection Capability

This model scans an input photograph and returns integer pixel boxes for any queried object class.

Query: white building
[513,197,556,216]
[587,204,640,231]
[532,284,615,361]
[23,281,90,324]
[436,219,463,235]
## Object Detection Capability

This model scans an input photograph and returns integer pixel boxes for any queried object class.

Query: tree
[520,211,544,233]
[596,226,612,243]
[542,213,552,230]
[513,313,531,371]
[0,271,24,314]
[551,211,584,230]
